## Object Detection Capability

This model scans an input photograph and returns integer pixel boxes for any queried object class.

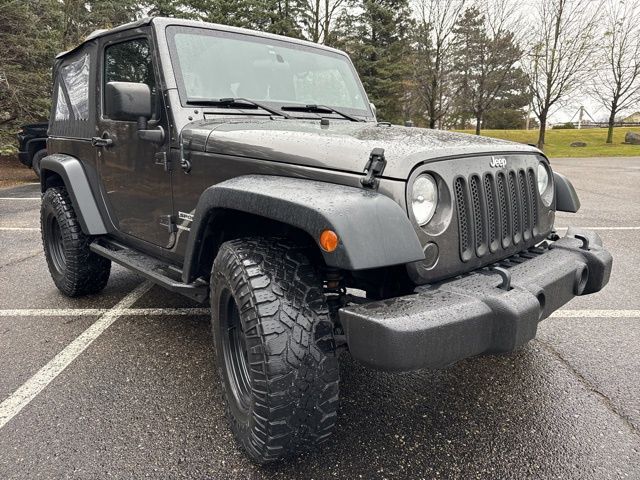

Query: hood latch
[361,148,386,189]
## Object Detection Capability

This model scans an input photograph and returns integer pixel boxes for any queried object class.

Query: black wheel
[32,148,47,178]
[210,238,339,463]
[41,187,111,297]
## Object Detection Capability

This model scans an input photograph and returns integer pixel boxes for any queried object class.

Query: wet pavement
[0,157,638,479]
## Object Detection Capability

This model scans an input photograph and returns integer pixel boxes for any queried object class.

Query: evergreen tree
[451,6,526,134]
[198,0,262,28]
[199,0,305,38]
[0,0,61,124]
[145,0,196,17]
[59,0,140,50]
[334,0,413,123]
[0,0,140,139]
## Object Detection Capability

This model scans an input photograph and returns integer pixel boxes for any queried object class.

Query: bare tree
[302,0,346,44]
[305,0,323,42]
[589,0,640,143]
[412,0,465,129]
[480,0,524,39]
[524,0,601,149]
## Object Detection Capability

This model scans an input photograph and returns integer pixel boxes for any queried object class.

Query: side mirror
[105,81,152,123]
[105,81,164,144]
[370,102,377,119]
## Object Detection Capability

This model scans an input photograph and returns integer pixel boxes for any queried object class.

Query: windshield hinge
[361,148,386,189]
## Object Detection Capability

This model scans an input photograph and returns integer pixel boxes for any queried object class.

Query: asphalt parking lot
[0,157,638,479]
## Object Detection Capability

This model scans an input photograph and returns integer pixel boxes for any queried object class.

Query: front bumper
[339,228,612,371]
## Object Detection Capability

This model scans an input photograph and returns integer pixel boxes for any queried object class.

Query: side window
[54,53,90,121]
[104,38,157,118]
[54,84,70,120]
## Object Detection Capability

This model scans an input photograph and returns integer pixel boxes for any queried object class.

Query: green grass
[456,127,640,158]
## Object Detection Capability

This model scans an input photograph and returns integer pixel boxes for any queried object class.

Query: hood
[181,118,540,180]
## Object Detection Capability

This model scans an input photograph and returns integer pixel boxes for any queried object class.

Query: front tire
[41,187,111,297]
[210,238,339,463]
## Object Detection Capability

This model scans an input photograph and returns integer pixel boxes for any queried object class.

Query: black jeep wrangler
[41,17,612,463]
[16,121,48,177]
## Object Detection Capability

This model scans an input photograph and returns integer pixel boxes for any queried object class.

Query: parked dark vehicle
[16,122,48,177]
[40,17,612,463]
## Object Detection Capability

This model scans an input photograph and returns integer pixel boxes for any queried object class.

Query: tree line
[1,0,639,149]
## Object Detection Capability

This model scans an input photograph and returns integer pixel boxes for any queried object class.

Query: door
[96,35,174,248]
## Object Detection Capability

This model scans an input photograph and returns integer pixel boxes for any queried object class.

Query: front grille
[527,169,539,229]
[455,168,539,261]
[496,173,510,248]
[454,178,471,260]
[508,171,521,244]
[470,176,486,254]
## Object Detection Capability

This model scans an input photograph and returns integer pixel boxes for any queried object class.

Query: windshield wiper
[186,97,290,118]
[281,104,364,122]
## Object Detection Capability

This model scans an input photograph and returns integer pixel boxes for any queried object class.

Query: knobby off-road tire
[31,148,47,178]
[210,238,340,463]
[41,187,111,297]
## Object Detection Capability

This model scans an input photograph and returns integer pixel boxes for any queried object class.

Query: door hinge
[159,215,177,233]
[361,147,386,189]
[155,151,172,172]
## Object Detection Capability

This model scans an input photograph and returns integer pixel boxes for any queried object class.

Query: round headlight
[412,174,438,226]
[537,162,553,206]
[537,163,549,194]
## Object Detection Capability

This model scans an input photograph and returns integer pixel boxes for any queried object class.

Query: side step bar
[90,239,209,303]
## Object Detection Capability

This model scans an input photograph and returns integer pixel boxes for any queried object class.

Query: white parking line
[0,227,39,231]
[0,198,40,201]
[0,281,153,431]
[0,307,210,317]
[551,310,640,318]
[555,226,640,230]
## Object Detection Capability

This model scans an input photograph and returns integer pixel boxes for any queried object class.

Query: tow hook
[491,266,512,291]
[574,234,590,250]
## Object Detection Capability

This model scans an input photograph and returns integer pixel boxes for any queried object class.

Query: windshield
[166,26,371,117]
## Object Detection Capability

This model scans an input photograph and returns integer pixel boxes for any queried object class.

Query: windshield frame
[165,25,374,120]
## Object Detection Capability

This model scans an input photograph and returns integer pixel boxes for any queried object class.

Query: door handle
[91,136,113,148]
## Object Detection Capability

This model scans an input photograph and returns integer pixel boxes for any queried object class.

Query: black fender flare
[40,154,108,235]
[553,171,581,213]
[182,175,424,282]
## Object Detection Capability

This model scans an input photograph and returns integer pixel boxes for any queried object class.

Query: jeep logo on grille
[490,156,507,168]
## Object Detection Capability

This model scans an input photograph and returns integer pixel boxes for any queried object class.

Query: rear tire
[41,187,111,297]
[210,237,339,463]
[32,148,47,178]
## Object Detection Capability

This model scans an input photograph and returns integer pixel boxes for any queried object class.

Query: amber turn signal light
[319,230,339,252]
